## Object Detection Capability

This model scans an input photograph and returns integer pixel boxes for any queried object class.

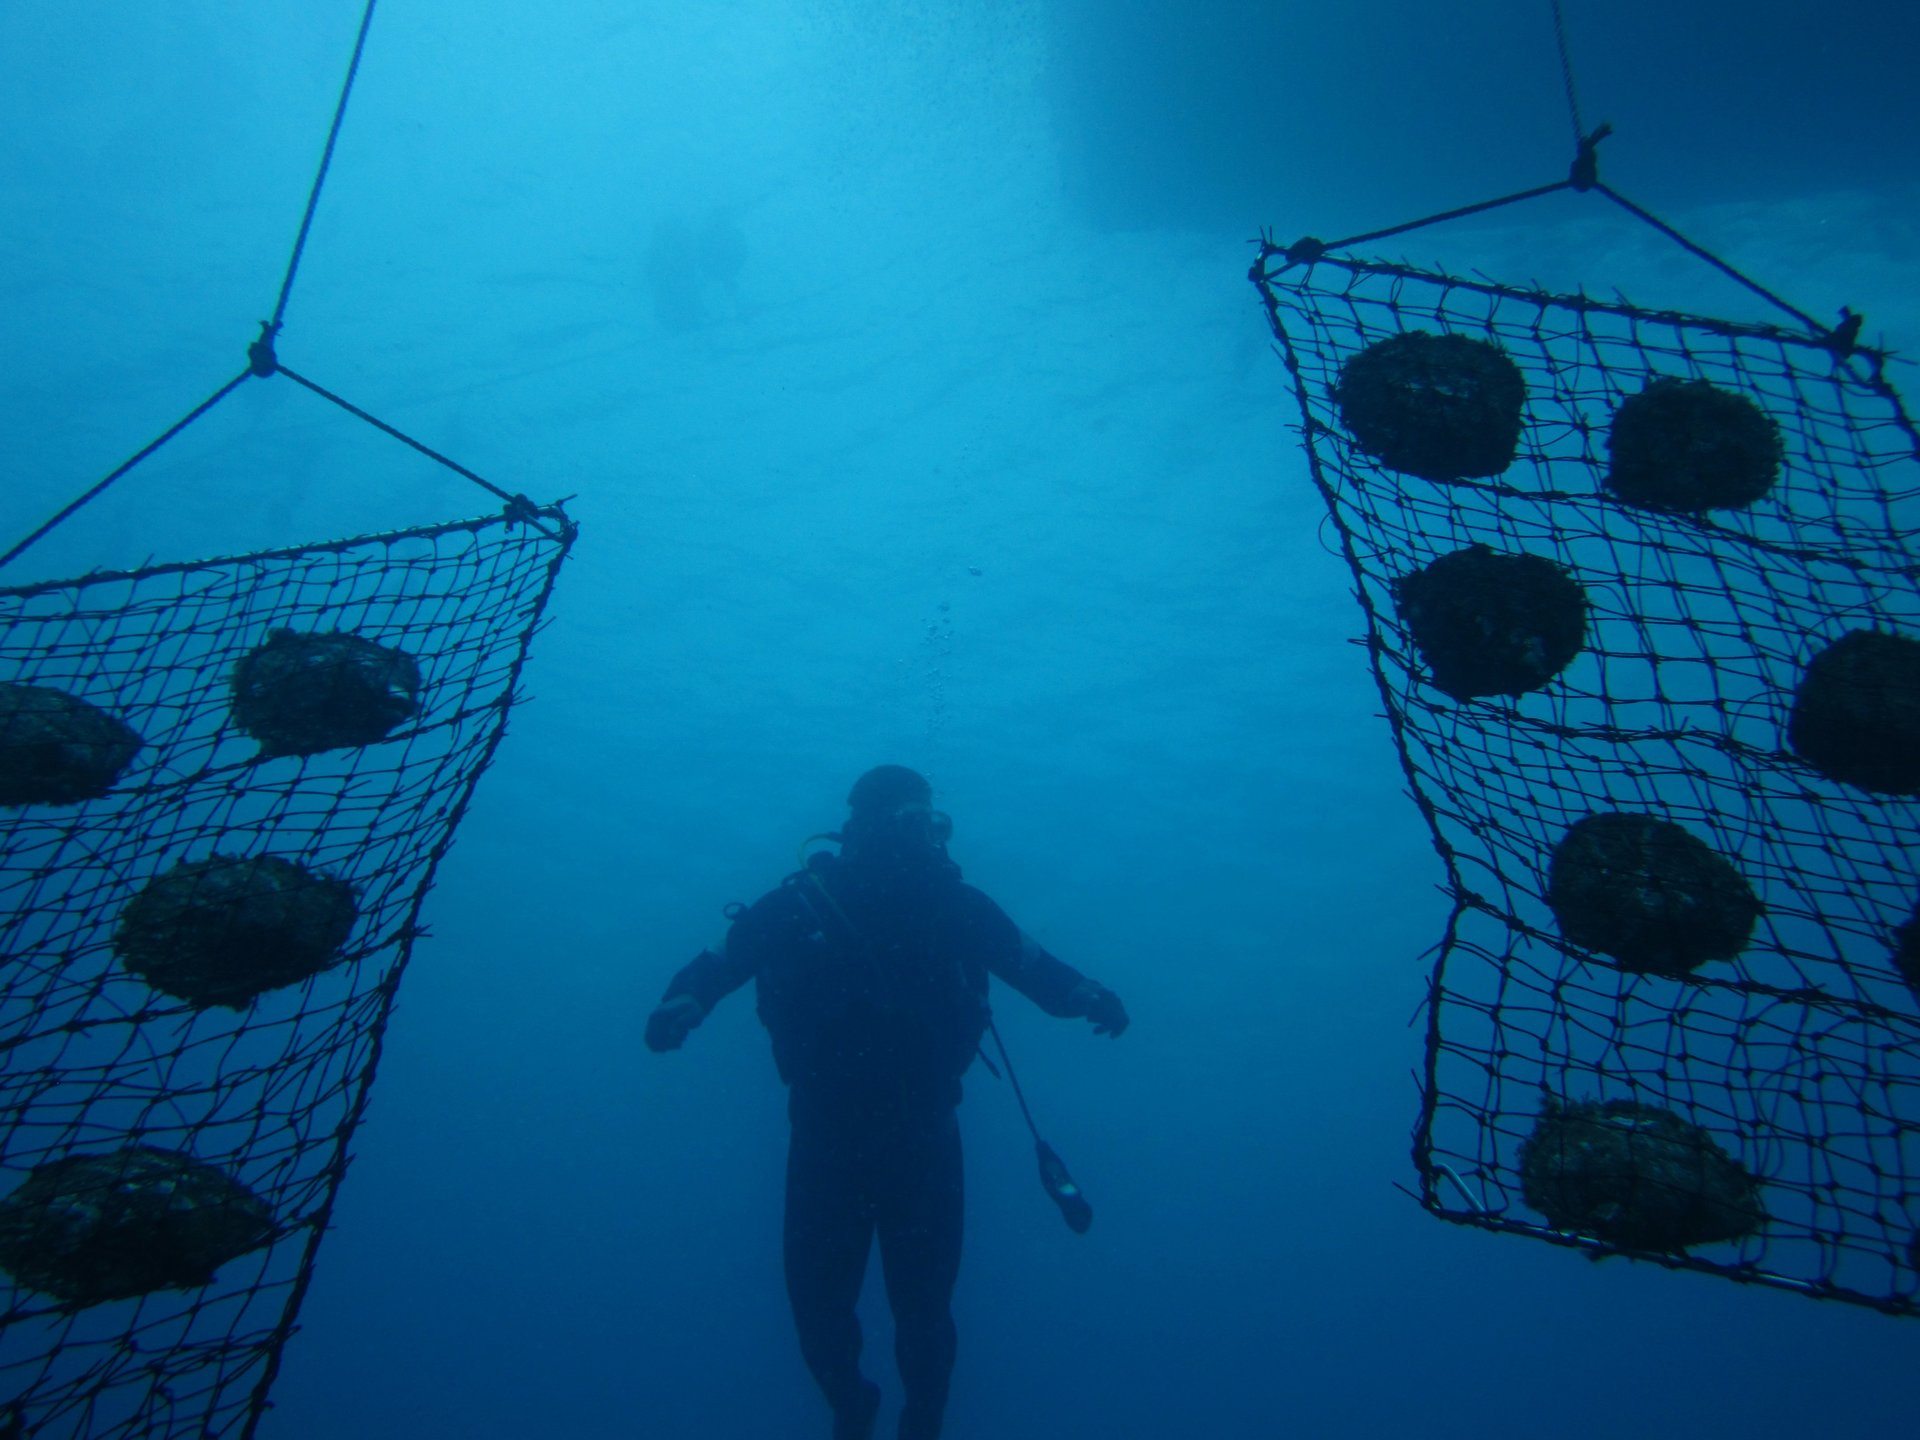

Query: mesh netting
[1254,246,1920,1314]
[0,506,575,1436]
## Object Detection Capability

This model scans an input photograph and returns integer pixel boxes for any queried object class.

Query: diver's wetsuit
[659,851,1093,1438]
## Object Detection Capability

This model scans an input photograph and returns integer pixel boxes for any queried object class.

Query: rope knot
[1569,122,1612,192]
[1826,307,1864,358]
[1284,236,1327,266]
[247,322,281,379]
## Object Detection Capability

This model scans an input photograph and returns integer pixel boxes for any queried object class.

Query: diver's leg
[876,1107,963,1440]
[785,1103,880,1437]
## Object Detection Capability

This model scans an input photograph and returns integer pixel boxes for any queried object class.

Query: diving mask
[888,802,953,850]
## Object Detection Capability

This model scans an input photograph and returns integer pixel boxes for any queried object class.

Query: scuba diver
[645,765,1129,1440]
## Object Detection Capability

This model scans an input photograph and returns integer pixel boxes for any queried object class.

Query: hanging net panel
[0,505,576,1437]
[1253,241,1920,1315]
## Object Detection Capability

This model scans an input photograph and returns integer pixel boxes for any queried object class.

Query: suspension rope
[1260,145,1862,352]
[268,0,380,334]
[1275,179,1574,266]
[0,369,250,571]
[1550,0,1585,149]
[275,365,549,530]
[1591,183,1832,338]
[3,0,546,566]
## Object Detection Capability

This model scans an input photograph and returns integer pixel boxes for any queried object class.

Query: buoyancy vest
[749,854,991,1101]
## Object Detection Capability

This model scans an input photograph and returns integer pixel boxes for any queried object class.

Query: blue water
[3,2,1916,1436]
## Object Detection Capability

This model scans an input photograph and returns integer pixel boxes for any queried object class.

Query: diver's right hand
[645,994,706,1052]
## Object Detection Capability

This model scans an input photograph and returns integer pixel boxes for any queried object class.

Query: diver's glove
[1068,980,1129,1038]
[645,993,707,1052]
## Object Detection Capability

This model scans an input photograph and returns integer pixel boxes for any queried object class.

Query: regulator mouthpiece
[1036,1139,1093,1235]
